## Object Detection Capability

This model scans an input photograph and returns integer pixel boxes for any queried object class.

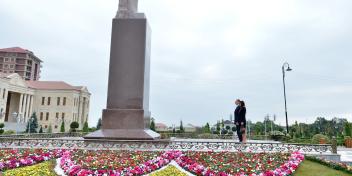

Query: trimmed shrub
[270,131,285,141]
[70,121,79,132]
[312,134,330,144]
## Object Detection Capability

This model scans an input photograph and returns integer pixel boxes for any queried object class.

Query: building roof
[0,47,43,62]
[26,81,87,91]
[0,47,31,54]
[0,72,13,78]
[224,120,233,124]
[155,123,168,128]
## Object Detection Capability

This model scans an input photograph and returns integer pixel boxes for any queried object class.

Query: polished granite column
[85,0,160,140]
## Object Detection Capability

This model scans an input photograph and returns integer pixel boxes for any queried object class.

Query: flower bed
[305,156,352,174]
[58,150,304,176]
[175,151,304,176]
[59,150,182,175]
[3,160,57,176]
[0,149,65,171]
[149,165,188,176]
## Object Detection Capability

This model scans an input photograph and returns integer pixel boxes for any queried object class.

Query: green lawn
[294,160,352,176]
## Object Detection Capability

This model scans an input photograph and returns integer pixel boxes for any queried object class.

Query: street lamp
[282,62,292,134]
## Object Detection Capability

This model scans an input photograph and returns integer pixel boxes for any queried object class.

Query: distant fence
[0,137,335,154]
[0,132,88,139]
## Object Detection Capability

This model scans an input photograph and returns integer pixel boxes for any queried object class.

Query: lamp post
[282,62,292,134]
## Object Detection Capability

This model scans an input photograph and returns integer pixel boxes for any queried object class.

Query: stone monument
[85,0,160,140]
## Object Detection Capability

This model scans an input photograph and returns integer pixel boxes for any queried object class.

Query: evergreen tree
[180,120,184,133]
[203,123,211,133]
[83,120,89,132]
[96,118,102,130]
[39,126,43,133]
[345,122,351,137]
[47,124,52,133]
[216,121,221,132]
[26,113,38,133]
[60,121,65,132]
[150,118,156,131]
[0,123,4,134]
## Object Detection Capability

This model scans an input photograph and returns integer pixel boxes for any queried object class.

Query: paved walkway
[338,147,352,162]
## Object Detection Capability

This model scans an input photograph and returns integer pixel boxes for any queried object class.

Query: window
[9,65,14,69]
[55,125,58,129]
[46,112,49,121]
[56,112,59,118]
[41,97,45,105]
[45,125,48,128]
[62,113,65,119]
[4,58,8,62]
[57,97,60,105]
[63,97,66,106]
[47,97,51,105]
[40,112,43,121]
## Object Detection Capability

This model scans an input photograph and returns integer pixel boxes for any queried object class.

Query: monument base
[84,129,160,140]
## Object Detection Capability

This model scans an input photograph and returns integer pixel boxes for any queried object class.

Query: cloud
[1,0,352,127]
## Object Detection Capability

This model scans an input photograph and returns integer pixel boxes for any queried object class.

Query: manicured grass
[3,160,57,176]
[294,160,352,176]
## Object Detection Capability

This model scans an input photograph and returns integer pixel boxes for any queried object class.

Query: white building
[0,73,90,132]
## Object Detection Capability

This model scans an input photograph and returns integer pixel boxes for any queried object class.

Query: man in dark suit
[234,99,243,142]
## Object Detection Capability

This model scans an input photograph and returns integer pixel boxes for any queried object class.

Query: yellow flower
[150,165,187,176]
[3,160,57,176]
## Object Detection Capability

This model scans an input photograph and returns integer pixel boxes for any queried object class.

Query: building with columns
[0,73,90,132]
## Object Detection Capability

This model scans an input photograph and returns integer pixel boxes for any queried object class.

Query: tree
[60,121,65,132]
[26,113,38,133]
[96,118,102,130]
[203,123,211,133]
[47,124,52,133]
[0,123,4,134]
[39,126,43,133]
[83,120,89,132]
[216,121,221,133]
[150,118,156,131]
[179,120,184,133]
[70,121,79,132]
[345,122,351,137]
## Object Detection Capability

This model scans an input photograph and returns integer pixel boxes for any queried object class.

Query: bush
[160,133,169,139]
[3,130,15,135]
[228,131,234,135]
[70,122,79,132]
[83,121,89,132]
[270,131,285,141]
[312,134,330,144]
[0,129,4,134]
[198,133,217,139]
[231,126,236,132]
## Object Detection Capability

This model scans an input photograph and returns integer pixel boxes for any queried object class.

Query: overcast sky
[1,0,352,127]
